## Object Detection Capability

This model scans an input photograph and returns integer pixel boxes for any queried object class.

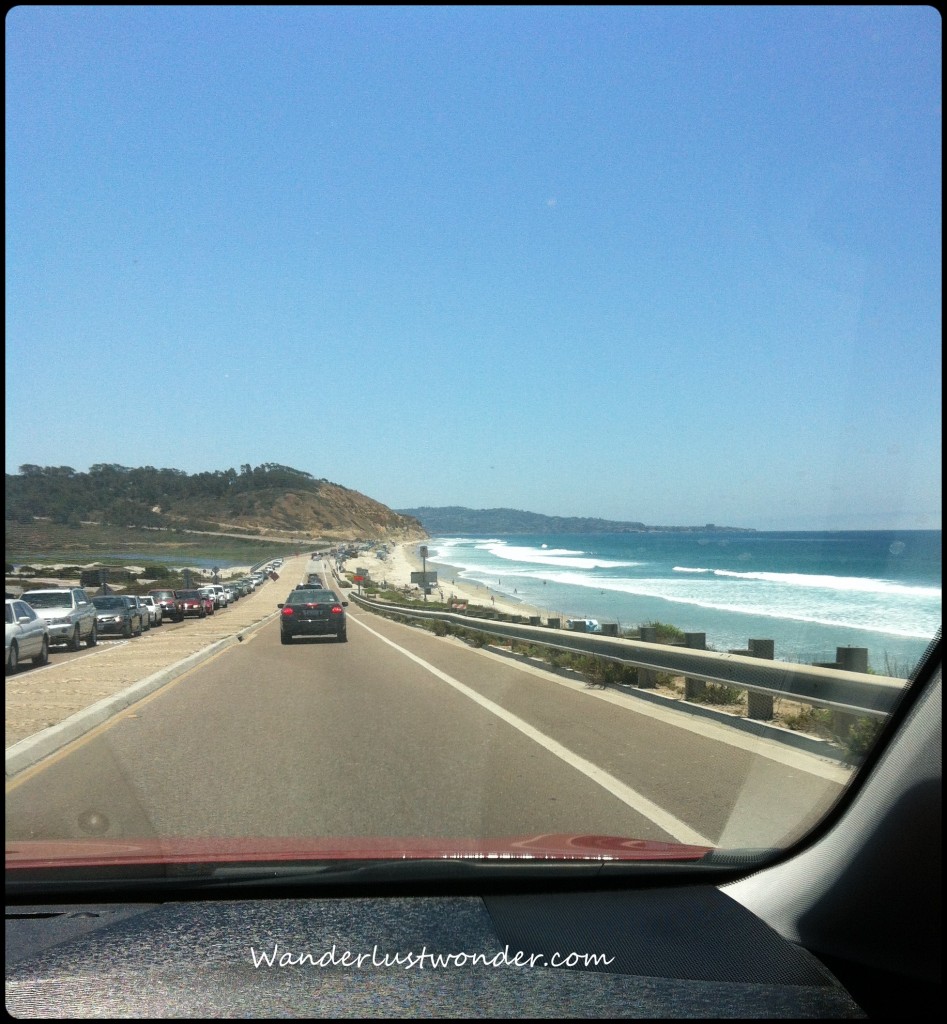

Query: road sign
[353,575,364,582]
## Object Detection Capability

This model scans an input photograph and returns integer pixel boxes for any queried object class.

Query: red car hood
[6,834,712,869]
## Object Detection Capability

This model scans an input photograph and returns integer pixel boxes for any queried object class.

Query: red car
[175,590,208,619]
[149,588,183,623]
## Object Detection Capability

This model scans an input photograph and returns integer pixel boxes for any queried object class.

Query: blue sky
[6,6,941,530]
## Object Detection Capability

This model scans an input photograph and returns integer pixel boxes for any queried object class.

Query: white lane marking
[467,644,852,783]
[351,615,713,847]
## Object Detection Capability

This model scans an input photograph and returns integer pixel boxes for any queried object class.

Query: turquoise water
[425,531,941,675]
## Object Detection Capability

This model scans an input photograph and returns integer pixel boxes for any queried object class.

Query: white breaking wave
[474,570,939,639]
[475,540,639,570]
[427,534,940,647]
[709,569,941,598]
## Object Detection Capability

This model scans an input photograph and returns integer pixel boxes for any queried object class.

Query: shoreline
[353,543,561,624]
[361,540,932,675]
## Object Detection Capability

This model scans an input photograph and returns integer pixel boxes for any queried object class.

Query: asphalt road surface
[6,581,850,850]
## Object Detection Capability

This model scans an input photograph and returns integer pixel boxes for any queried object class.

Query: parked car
[197,587,217,615]
[278,587,348,644]
[91,595,142,638]
[208,583,228,608]
[566,618,603,633]
[138,595,162,627]
[149,588,183,623]
[5,598,51,673]
[20,588,97,650]
[124,594,150,631]
[176,590,208,618]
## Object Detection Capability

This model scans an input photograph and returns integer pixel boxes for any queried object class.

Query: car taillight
[281,607,295,616]
[331,605,343,615]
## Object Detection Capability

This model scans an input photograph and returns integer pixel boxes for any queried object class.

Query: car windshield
[5,6,941,899]
[19,593,71,609]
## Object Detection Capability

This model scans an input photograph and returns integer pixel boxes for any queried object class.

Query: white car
[199,585,226,610]
[20,588,98,650]
[124,594,151,631]
[138,595,163,627]
[5,598,51,673]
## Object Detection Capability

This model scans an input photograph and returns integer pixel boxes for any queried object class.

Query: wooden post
[683,633,707,700]
[746,639,775,720]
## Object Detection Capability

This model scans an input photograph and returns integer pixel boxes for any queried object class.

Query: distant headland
[395,506,757,535]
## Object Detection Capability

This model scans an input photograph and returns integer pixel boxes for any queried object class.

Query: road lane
[6,589,848,850]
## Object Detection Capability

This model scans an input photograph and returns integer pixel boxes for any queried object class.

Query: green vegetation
[641,621,687,643]
[689,683,744,706]
[778,705,835,736]
[8,463,321,527]
[843,717,885,763]
[5,520,290,565]
[6,463,426,542]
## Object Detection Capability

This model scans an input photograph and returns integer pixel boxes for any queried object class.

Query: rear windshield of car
[288,589,338,603]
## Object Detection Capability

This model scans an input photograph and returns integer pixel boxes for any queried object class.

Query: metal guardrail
[350,594,905,720]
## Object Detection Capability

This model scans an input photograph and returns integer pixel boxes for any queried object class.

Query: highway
[5,559,851,850]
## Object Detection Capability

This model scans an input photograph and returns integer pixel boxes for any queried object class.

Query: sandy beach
[345,542,561,623]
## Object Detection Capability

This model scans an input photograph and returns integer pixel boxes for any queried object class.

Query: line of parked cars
[5,566,279,674]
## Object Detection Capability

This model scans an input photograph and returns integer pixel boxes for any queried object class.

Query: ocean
[424,531,941,676]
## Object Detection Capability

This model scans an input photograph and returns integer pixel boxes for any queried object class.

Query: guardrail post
[831,647,870,739]
[837,647,869,673]
[683,633,707,699]
[636,625,659,687]
[746,639,775,720]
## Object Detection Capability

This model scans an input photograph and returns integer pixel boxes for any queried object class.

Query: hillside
[396,506,756,535]
[6,464,427,544]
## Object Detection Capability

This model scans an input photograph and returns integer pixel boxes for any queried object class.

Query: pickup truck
[20,588,98,650]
